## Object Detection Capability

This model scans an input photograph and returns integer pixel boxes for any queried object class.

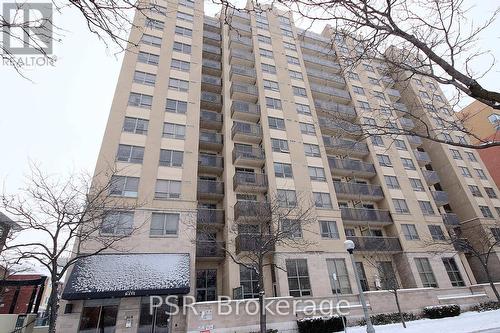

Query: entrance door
[138,297,171,333]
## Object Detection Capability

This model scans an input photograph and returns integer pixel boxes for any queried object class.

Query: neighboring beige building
[56,1,500,332]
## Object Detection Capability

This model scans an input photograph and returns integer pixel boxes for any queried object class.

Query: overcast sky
[0,0,498,196]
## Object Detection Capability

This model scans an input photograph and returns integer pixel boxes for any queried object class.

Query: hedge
[357,312,420,326]
[470,301,500,312]
[423,304,460,319]
[297,315,347,333]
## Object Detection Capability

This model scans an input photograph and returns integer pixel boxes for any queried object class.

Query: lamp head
[344,240,355,253]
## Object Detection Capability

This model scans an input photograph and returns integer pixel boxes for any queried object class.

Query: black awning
[62,253,190,300]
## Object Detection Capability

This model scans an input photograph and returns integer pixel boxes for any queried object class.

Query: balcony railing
[236,234,273,254]
[414,150,431,165]
[233,147,265,164]
[314,100,356,119]
[381,76,395,85]
[297,29,330,43]
[196,241,225,258]
[394,102,408,112]
[300,41,335,54]
[346,236,402,252]
[197,179,224,197]
[204,17,220,28]
[202,59,222,71]
[198,154,223,173]
[323,136,369,156]
[310,84,351,100]
[328,157,376,177]
[386,88,401,99]
[200,110,222,128]
[203,30,221,41]
[201,74,221,86]
[407,135,423,147]
[229,48,255,63]
[453,238,470,253]
[306,68,345,86]
[442,213,460,226]
[333,181,384,200]
[199,131,223,150]
[340,207,393,224]
[399,118,415,129]
[234,201,271,221]
[231,101,260,121]
[231,122,262,141]
[432,191,449,206]
[203,43,221,55]
[230,65,256,79]
[229,34,253,48]
[230,83,258,96]
[233,172,268,191]
[319,117,362,137]
[302,54,341,71]
[422,170,440,185]
[197,209,224,226]
[230,21,251,33]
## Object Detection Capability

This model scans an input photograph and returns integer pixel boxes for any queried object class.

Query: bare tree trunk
[393,289,406,328]
[258,259,266,333]
[47,285,59,333]
[485,267,500,302]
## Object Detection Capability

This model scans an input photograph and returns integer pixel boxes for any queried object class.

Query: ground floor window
[79,299,119,333]
[442,258,465,287]
[240,265,260,299]
[377,261,398,290]
[326,259,352,294]
[415,258,438,287]
[196,269,217,302]
[355,262,369,291]
[286,259,312,297]
[138,297,171,333]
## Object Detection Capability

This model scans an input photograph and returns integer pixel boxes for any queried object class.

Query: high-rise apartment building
[57,1,500,332]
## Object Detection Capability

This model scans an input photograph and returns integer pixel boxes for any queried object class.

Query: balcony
[233,147,265,167]
[199,131,223,151]
[442,213,460,226]
[381,76,395,86]
[394,102,408,113]
[319,117,362,138]
[196,241,225,260]
[229,48,255,66]
[200,110,222,130]
[229,34,253,49]
[234,201,271,221]
[233,172,268,192]
[230,65,256,84]
[298,29,330,43]
[201,74,221,93]
[227,8,251,21]
[306,68,346,88]
[200,91,222,111]
[197,179,224,200]
[422,170,440,185]
[432,191,449,206]
[414,150,431,166]
[333,181,385,201]
[323,136,369,157]
[453,238,470,253]
[386,88,401,102]
[407,135,423,147]
[198,154,223,174]
[346,236,402,252]
[202,43,221,59]
[310,84,351,104]
[303,54,341,72]
[203,30,221,42]
[202,59,222,75]
[341,207,393,226]
[328,157,376,178]
[204,17,220,29]
[197,208,224,227]
[231,101,260,122]
[230,83,258,102]
[235,234,273,254]
[300,41,335,55]
[314,100,357,120]
[229,21,252,34]
[399,117,415,130]
[231,122,262,143]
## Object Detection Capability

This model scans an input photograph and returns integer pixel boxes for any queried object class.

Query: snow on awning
[62,253,190,300]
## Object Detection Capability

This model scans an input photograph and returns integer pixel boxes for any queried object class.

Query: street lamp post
[344,240,375,333]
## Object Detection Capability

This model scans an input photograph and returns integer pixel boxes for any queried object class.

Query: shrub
[357,312,420,326]
[249,330,278,333]
[423,304,460,319]
[470,301,500,312]
[297,315,347,333]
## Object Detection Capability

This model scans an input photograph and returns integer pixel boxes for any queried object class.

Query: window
[475,169,487,180]
[469,185,482,197]
[409,178,425,191]
[271,138,289,153]
[286,55,300,65]
[258,34,271,44]
[79,300,119,333]
[133,71,156,86]
[128,92,152,108]
[159,149,183,167]
[261,63,276,74]
[150,4,167,15]
[173,41,191,54]
[363,117,376,126]
[268,116,286,130]
[196,269,217,302]
[277,189,297,207]
[123,117,148,134]
[395,139,407,150]
[393,199,410,214]
[314,192,332,209]
[420,91,430,99]
[289,70,303,80]
[415,258,438,287]
[326,259,352,294]
[281,28,293,37]
[265,97,282,110]
[286,259,311,297]
[165,99,187,114]
[110,176,139,197]
[465,151,477,162]
[138,51,159,65]
[117,144,144,163]
[401,158,416,170]
[491,228,500,242]
[150,213,179,236]
[240,266,259,299]
[145,18,164,30]
[296,103,311,115]
[373,91,385,101]
[352,85,365,95]
[428,225,445,240]
[263,79,279,91]
[450,149,462,160]
[371,136,384,147]
[282,219,302,238]
[178,0,195,8]
[485,187,497,198]
[402,224,419,240]
[377,154,392,167]
[308,166,326,181]
[320,221,339,239]
[141,34,162,47]
[368,77,380,85]
[175,25,192,37]
[177,11,193,22]
[304,143,321,157]
[274,162,293,178]
[101,211,133,235]
[442,133,453,142]
[442,258,465,287]
[168,78,189,92]
[459,166,472,178]
[380,107,392,116]
[293,86,307,97]
[479,205,494,218]
[283,41,296,50]
[418,200,435,215]
[384,175,400,189]
[256,21,269,30]
[155,179,181,199]
[363,63,375,72]
[163,123,186,139]
[414,78,423,86]
[434,94,444,102]
[259,48,273,58]
[171,59,190,72]
[300,122,315,135]
[347,72,359,80]
[488,113,500,130]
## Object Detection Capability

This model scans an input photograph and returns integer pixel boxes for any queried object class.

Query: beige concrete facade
[56,1,500,332]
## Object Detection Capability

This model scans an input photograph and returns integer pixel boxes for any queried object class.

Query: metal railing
[399,117,415,129]
[302,53,341,70]
[407,135,423,146]
[202,43,221,55]
[231,101,260,116]
[229,34,253,47]
[319,117,362,136]
[346,236,402,252]
[394,102,408,112]
[198,154,223,169]
[230,65,257,78]
[202,59,222,70]
[442,213,460,226]
[310,84,351,100]
[233,147,265,162]
[201,74,221,86]
[414,150,431,164]
[432,191,449,205]
[386,88,401,98]
[196,241,225,258]
[204,17,220,28]
[323,136,369,154]
[306,68,345,85]
[203,30,221,41]
[300,41,335,55]
[340,207,392,224]
[230,83,258,96]
[199,131,223,145]
[422,170,440,184]
[314,100,356,118]
[233,172,268,188]
[197,208,224,225]
[333,181,384,198]
[234,201,271,220]
[197,179,224,196]
[328,157,376,174]
[231,122,262,137]
[297,29,330,42]
[236,234,273,253]
[201,91,222,104]
[200,110,222,123]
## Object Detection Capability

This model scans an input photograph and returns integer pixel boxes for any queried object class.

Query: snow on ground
[348,309,500,333]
